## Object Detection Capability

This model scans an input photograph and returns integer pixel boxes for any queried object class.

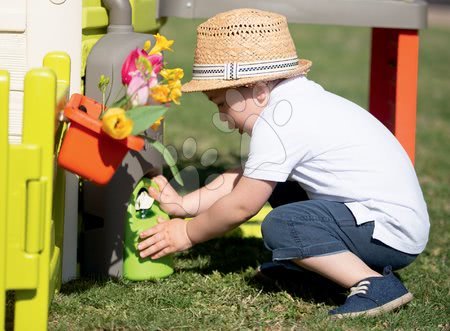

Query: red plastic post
[369,28,419,164]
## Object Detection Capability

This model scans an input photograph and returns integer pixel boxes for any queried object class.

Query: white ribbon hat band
[192,57,299,80]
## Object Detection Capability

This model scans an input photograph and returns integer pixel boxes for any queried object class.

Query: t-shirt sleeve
[243,116,300,182]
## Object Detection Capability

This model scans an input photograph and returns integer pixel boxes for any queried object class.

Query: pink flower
[127,72,158,107]
[127,74,149,106]
[148,53,163,74]
[122,48,143,85]
[121,49,163,85]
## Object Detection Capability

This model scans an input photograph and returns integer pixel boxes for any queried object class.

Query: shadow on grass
[58,277,118,295]
[58,155,346,306]
[176,236,347,306]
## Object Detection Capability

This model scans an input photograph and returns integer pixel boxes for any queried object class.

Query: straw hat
[182,8,312,93]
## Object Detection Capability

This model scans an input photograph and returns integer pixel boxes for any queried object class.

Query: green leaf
[127,105,168,135]
[109,95,128,109]
[141,136,184,186]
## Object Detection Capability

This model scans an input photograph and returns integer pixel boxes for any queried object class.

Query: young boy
[138,8,429,317]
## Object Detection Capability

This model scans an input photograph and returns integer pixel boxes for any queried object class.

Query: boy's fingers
[151,247,172,260]
[153,176,168,190]
[140,239,168,258]
[138,232,163,251]
[148,187,160,200]
[156,175,168,184]
[140,223,162,238]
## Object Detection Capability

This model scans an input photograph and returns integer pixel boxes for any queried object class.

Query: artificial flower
[102,108,133,139]
[143,40,151,52]
[148,53,163,74]
[93,33,185,185]
[149,33,174,55]
[150,116,164,131]
[121,48,164,86]
[168,79,182,90]
[160,68,184,82]
[150,84,171,103]
[127,74,150,107]
[169,88,182,105]
[121,48,145,85]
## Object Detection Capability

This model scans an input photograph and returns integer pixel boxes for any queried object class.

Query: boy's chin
[238,128,244,134]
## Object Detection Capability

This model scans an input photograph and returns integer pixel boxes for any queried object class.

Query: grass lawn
[47,18,450,330]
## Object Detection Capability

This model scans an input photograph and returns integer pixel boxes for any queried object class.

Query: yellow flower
[151,84,171,103]
[143,40,151,52]
[150,116,164,131]
[102,108,133,140]
[149,33,174,55]
[169,87,182,105]
[160,68,184,82]
[168,79,181,90]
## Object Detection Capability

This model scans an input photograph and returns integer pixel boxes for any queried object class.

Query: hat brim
[181,59,312,93]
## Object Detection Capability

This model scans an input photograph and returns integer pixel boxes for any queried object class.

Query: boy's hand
[138,217,193,259]
[149,175,186,217]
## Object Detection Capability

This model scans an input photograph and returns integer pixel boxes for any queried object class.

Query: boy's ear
[252,82,270,108]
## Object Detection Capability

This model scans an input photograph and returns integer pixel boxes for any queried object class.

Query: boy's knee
[261,208,287,249]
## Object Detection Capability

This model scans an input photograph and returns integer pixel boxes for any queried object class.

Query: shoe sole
[331,292,414,319]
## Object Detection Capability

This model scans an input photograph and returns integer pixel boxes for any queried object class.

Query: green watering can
[123,177,174,280]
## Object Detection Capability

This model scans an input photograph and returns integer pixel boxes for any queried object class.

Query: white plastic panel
[0,33,27,91]
[0,0,26,32]
[0,0,82,143]
[26,0,82,95]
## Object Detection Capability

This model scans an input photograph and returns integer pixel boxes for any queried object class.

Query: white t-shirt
[243,76,429,254]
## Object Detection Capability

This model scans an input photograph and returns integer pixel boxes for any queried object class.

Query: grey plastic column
[80,0,164,278]
[103,0,133,26]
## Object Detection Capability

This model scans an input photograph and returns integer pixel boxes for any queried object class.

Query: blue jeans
[263,182,417,272]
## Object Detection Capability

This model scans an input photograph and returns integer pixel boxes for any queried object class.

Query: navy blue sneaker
[329,266,413,318]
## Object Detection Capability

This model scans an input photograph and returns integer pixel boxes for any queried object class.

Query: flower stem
[140,135,184,186]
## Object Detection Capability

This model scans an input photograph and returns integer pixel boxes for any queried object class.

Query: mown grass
[47,19,450,330]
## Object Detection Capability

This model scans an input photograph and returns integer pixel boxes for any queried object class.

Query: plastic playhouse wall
[0,0,164,284]
[0,52,70,331]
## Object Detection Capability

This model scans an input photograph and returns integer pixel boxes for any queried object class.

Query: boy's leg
[293,252,380,288]
[261,200,416,316]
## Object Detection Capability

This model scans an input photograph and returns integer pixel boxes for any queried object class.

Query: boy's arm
[186,176,276,243]
[138,176,276,259]
[182,167,243,216]
[151,168,242,217]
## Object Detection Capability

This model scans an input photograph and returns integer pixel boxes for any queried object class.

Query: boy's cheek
[225,89,246,112]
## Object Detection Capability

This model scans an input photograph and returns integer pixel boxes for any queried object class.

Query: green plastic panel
[130,0,162,33]
[0,70,10,331]
[2,52,71,331]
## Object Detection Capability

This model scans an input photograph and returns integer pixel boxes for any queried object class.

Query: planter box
[58,93,144,185]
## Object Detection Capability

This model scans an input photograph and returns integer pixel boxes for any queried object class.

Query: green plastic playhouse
[1,1,164,329]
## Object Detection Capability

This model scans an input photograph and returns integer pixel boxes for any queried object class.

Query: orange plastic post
[369,28,419,164]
